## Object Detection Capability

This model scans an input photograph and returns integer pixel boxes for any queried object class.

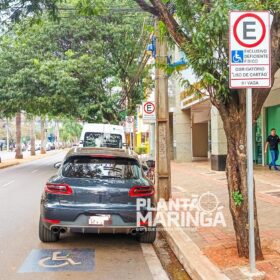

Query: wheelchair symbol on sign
[232,50,244,63]
[38,251,81,268]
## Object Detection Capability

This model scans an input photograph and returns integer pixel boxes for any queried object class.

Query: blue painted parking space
[18,249,95,273]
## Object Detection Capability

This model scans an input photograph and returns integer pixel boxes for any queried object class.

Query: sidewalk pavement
[0,149,63,169]
[0,150,39,161]
[170,161,280,280]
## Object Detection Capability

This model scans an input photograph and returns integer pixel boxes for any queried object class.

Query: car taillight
[45,183,73,195]
[129,186,155,197]
[42,218,61,224]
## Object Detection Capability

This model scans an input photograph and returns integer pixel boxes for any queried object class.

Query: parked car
[27,143,41,151]
[39,147,156,243]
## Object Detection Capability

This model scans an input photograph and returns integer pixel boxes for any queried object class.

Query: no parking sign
[142,101,156,123]
[229,11,271,88]
[125,116,134,133]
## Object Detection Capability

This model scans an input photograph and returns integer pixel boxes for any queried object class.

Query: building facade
[168,49,280,170]
[254,69,280,166]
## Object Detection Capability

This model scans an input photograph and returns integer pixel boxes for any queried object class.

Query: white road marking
[141,243,169,280]
[31,169,38,173]
[1,180,15,188]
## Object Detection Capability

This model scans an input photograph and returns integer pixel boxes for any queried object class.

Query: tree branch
[151,0,188,46]
[135,0,188,47]
[134,0,160,17]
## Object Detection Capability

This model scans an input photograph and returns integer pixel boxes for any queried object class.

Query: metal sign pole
[246,87,256,273]
[230,11,270,275]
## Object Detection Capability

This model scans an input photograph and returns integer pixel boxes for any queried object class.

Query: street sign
[229,11,271,88]
[142,101,156,123]
[125,116,134,133]
[229,10,272,274]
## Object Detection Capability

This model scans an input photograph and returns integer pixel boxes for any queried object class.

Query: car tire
[139,227,157,243]
[39,218,60,242]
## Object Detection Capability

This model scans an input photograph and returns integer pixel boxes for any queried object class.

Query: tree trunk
[30,117,36,156]
[6,118,10,152]
[55,121,60,149]
[219,98,263,260]
[40,117,46,154]
[15,112,23,159]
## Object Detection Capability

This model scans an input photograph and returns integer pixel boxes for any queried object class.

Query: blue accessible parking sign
[18,249,95,273]
[231,50,244,63]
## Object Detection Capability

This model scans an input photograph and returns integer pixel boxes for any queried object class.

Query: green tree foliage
[0,0,62,29]
[59,120,82,143]
[169,0,280,101]
[0,0,151,122]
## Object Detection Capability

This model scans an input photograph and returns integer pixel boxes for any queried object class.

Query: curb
[160,212,230,280]
[0,162,20,169]
[141,244,169,280]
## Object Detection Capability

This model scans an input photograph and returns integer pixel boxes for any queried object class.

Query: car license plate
[88,215,111,226]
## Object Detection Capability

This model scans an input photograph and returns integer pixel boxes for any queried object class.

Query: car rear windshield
[62,156,141,179]
[84,132,122,148]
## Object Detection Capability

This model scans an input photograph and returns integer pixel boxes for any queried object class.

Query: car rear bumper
[42,216,155,235]
[41,204,155,232]
[49,224,151,235]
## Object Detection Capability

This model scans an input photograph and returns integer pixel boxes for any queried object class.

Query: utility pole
[149,123,155,159]
[155,21,171,200]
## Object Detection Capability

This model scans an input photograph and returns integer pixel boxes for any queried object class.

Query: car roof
[65,147,139,161]
[82,123,124,129]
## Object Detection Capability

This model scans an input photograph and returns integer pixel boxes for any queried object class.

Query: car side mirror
[54,162,62,169]
[122,143,128,148]
[79,140,84,145]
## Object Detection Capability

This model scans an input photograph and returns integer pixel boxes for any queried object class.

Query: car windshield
[83,132,122,148]
[62,156,141,179]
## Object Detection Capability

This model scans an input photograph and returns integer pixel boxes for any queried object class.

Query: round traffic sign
[144,102,155,114]
[233,13,266,48]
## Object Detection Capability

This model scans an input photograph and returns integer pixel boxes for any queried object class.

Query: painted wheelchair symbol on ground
[18,249,95,273]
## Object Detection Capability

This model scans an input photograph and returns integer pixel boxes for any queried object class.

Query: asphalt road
[0,151,165,280]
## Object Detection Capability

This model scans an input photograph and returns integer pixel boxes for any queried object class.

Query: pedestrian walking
[265,128,280,170]
[0,142,3,151]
